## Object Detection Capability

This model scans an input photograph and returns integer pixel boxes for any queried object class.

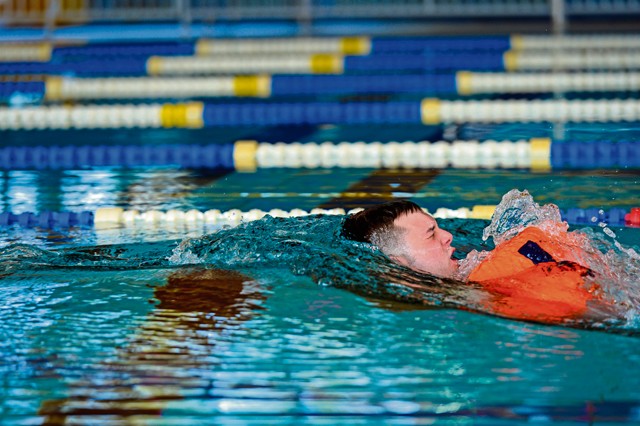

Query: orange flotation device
[469,227,599,323]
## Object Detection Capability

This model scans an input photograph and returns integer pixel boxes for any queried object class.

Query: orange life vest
[468,227,598,323]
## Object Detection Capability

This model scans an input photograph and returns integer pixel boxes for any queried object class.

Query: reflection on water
[2,269,638,424]
[0,262,640,424]
[0,168,230,215]
[2,168,640,220]
[38,268,266,423]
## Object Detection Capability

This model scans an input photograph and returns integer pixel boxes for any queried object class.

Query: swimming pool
[2,32,640,424]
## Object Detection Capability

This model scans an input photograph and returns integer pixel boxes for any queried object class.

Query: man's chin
[447,259,460,277]
[408,260,459,279]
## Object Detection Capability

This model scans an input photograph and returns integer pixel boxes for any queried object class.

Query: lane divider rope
[1,72,637,102]
[1,206,636,229]
[4,50,640,76]
[5,35,640,63]
[1,139,639,170]
[2,98,640,129]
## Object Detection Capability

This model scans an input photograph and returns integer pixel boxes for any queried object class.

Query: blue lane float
[0,58,150,77]
[52,42,197,59]
[561,208,630,227]
[0,81,46,103]
[0,211,94,228]
[551,141,640,169]
[0,144,236,170]
[369,36,512,53]
[344,52,506,72]
[271,74,457,96]
[202,101,421,126]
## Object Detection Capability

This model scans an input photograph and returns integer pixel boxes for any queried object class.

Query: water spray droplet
[603,227,616,239]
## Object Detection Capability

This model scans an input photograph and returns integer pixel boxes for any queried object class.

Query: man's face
[391,211,458,278]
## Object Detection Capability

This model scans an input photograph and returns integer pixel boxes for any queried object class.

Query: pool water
[4,266,640,424]
[1,182,640,424]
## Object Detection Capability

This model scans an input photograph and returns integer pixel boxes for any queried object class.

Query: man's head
[342,200,458,278]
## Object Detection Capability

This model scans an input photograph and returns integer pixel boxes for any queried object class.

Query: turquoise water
[1,204,640,423]
[2,166,639,217]
[2,126,640,424]
[1,166,639,254]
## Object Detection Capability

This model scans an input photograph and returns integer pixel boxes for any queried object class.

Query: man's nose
[439,229,453,246]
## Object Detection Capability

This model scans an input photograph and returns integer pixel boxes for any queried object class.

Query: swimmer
[342,199,605,324]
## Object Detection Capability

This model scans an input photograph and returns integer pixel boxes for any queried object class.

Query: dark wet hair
[342,200,423,243]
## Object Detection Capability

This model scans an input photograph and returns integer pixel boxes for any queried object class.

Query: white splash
[167,239,206,265]
[482,189,566,245]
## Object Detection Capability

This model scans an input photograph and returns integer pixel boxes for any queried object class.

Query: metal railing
[1,0,639,29]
